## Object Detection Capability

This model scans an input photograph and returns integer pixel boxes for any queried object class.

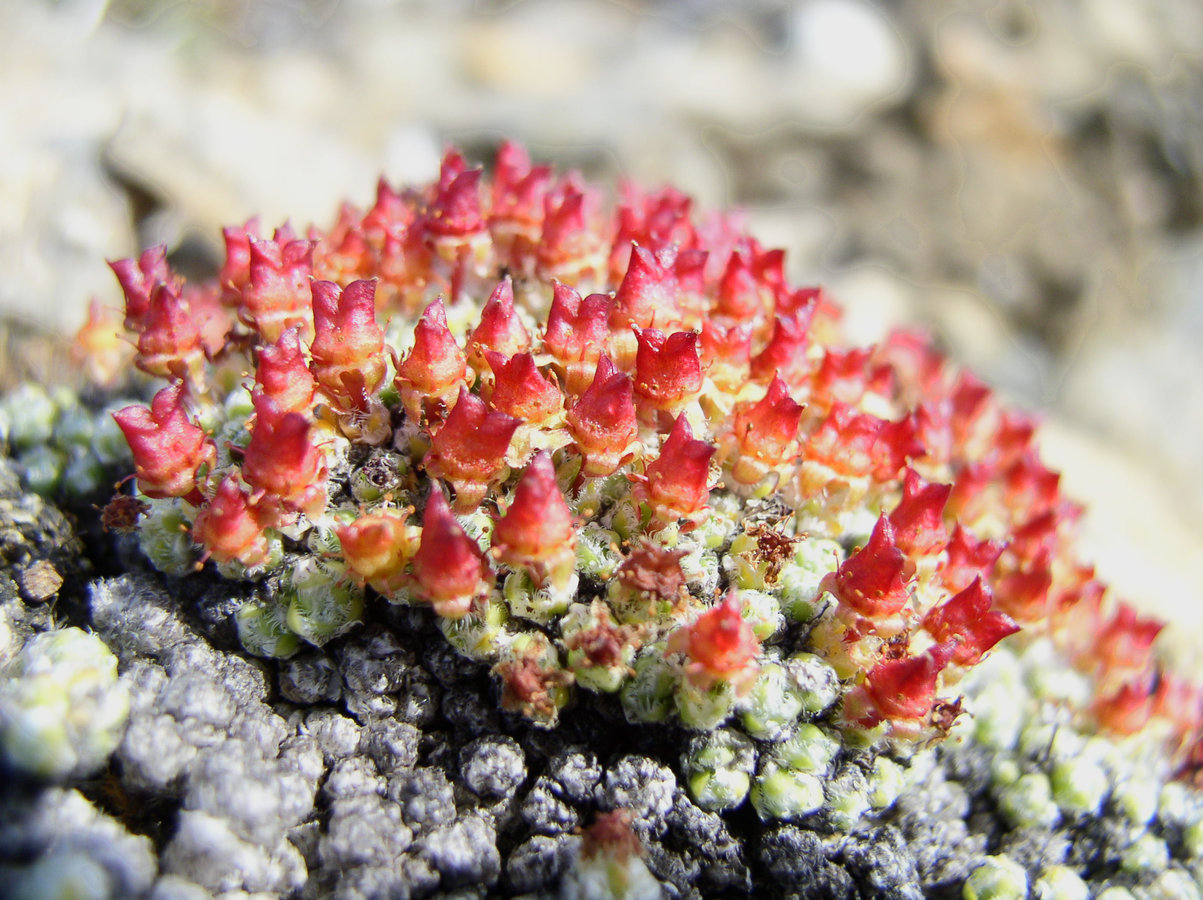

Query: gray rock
[506,833,581,893]
[520,776,581,835]
[362,718,421,776]
[413,815,500,889]
[389,767,458,835]
[547,749,601,805]
[459,735,526,801]
[319,793,413,869]
[599,755,677,838]
[162,810,306,895]
[279,651,342,704]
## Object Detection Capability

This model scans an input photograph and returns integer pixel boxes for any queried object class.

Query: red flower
[888,469,952,558]
[610,244,681,333]
[715,249,773,320]
[135,282,206,387]
[805,403,922,481]
[393,298,468,420]
[1094,677,1155,736]
[309,279,387,406]
[490,141,551,247]
[609,184,696,282]
[112,382,214,503]
[749,307,815,387]
[191,475,273,568]
[633,414,714,530]
[566,356,638,478]
[241,393,327,520]
[423,156,486,246]
[255,325,317,415]
[1095,603,1164,675]
[542,281,612,395]
[424,387,521,512]
[699,320,752,390]
[923,578,1020,666]
[483,351,564,425]
[218,219,259,305]
[668,590,760,689]
[336,511,417,593]
[411,488,490,617]
[992,552,1054,623]
[727,374,804,485]
[239,235,315,342]
[860,641,957,723]
[491,451,577,584]
[109,244,177,331]
[819,516,913,619]
[939,524,1004,594]
[537,177,607,284]
[632,326,703,417]
[466,277,532,376]
[809,347,892,410]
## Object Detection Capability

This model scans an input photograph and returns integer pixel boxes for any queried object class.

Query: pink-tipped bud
[309,279,387,405]
[566,356,638,478]
[112,382,214,502]
[633,414,714,529]
[728,375,804,483]
[632,327,703,417]
[393,298,468,419]
[424,163,485,242]
[411,488,490,617]
[537,180,607,283]
[922,578,1020,666]
[492,451,577,585]
[810,347,892,409]
[610,244,680,332]
[749,310,813,386]
[859,641,957,723]
[135,283,206,387]
[715,250,768,320]
[699,321,753,390]
[819,516,913,619]
[218,219,260,305]
[336,511,418,593]
[466,277,531,374]
[425,387,521,512]
[110,245,177,331]
[805,403,922,481]
[241,393,327,519]
[888,469,952,558]
[542,282,612,395]
[484,351,564,425]
[668,590,760,690]
[1095,603,1165,675]
[1094,677,1155,736]
[239,236,315,342]
[255,325,317,415]
[490,141,551,233]
[938,527,1005,596]
[191,476,273,568]
[992,553,1054,623]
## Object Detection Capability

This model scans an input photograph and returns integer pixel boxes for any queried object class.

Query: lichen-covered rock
[1,139,1202,898]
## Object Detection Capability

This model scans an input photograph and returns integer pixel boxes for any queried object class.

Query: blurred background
[2,0,1202,650]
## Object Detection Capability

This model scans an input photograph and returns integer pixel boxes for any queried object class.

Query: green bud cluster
[0,383,133,499]
[0,627,130,779]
